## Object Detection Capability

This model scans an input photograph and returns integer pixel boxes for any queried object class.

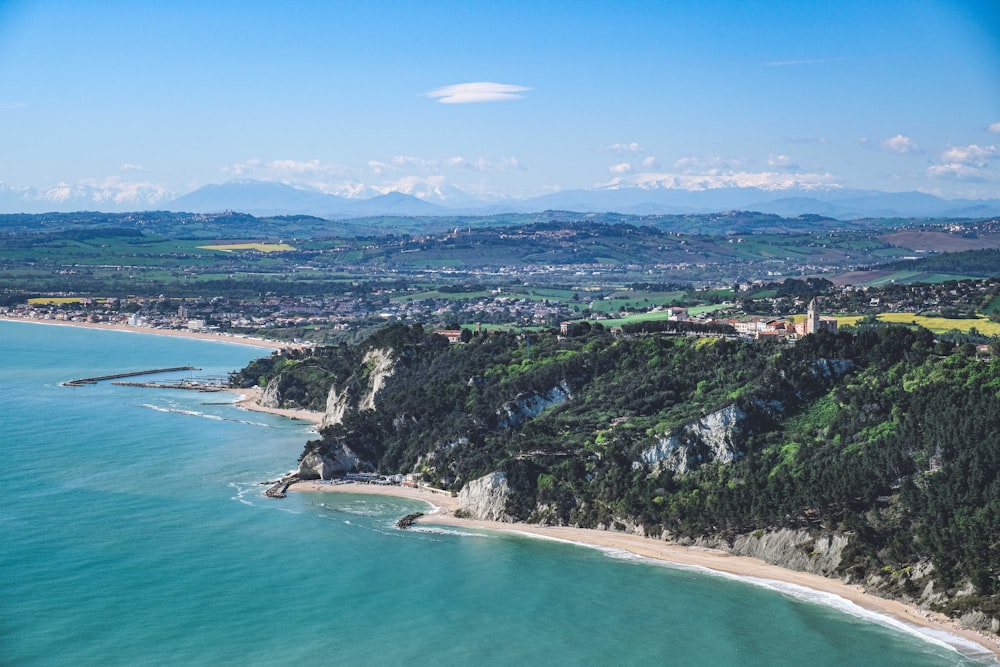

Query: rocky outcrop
[813,358,854,380]
[639,404,746,473]
[689,528,848,577]
[260,372,285,408]
[321,385,350,428]
[458,472,512,522]
[358,347,395,411]
[296,443,367,479]
[320,347,396,429]
[497,381,571,429]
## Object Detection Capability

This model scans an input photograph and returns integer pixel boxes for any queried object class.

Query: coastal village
[10,276,997,343]
[7,272,1000,343]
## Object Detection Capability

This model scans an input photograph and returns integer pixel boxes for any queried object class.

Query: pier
[64,366,201,386]
[110,380,224,392]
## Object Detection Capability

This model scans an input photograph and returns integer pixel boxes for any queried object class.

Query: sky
[1,0,999,208]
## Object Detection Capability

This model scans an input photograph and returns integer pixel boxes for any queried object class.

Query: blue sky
[1,0,998,207]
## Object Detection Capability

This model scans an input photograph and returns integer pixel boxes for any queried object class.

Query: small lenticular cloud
[424,82,531,104]
[881,134,920,154]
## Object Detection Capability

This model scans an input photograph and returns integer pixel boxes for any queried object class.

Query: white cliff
[259,372,285,408]
[320,347,396,429]
[358,347,395,412]
[296,443,367,479]
[497,381,572,429]
[639,404,745,473]
[458,472,512,522]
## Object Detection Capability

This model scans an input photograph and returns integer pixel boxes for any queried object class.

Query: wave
[139,403,272,428]
[480,531,996,663]
[229,481,303,514]
[407,525,495,539]
[595,547,997,663]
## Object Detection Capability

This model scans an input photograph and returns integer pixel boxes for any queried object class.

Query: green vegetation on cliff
[235,322,1000,619]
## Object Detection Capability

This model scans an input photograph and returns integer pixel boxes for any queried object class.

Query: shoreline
[1,315,327,424]
[0,315,297,350]
[228,387,324,424]
[10,313,994,659]
[291,480,1000,663]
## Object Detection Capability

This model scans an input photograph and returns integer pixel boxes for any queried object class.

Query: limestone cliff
[458,472,512,522]
[296,443,369,479]
[497,381,572,429]
[260,371,285,408]
[358,347,395,411]
[320,347,396,429]
[639,404,746,473]
[689,528,848,578]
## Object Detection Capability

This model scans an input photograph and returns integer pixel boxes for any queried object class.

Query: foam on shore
[495,528,999,664]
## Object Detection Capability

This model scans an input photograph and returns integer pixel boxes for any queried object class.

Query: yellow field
[27,297,85,305]
[834,312,1000,336]
[199,243,296,252]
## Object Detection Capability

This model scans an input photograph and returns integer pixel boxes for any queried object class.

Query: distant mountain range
[3,178,1000,220]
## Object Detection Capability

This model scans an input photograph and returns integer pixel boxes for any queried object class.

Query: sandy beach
[229,387,324,424]
[0,316,328,423]
[291,479,1000,662]
[7,312,996,659]
[2,314,330,429]
[0,315,297,350]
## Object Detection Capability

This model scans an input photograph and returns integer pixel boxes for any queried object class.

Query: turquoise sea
[0,320,995,666]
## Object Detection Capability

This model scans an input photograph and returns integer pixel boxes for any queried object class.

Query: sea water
[0,320,994,666]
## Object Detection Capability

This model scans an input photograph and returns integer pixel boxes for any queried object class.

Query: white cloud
[424,81,531,104]
[641,156,659,169]
[37,177,172,206]
[787,136,831,145]
[926,163,992,182]
[602,142,644,154]
[222,158,351,193]
[370,175,449,199]
[940,144,998,167]
[926,144,998,182]
[767,154,794,167]
[988,122,1000,134]
[492,157,524,171]
[270,159,341,175]
[392,155,438,169]
[120,163,146,172]
[880,134,921,154]
[674,155,745,170]
[601,169,839,192]
[610,162,633,174]
[226,158,346,178]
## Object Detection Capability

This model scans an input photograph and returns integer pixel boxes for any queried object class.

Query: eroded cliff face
[689,528,848,577]
[639,404,746,473]
[497,382,572,429]
[358,347,395,412]
[296,443,368,479]
[260,372,285,408]
[458,472,512,522]
[320,347,396,429]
